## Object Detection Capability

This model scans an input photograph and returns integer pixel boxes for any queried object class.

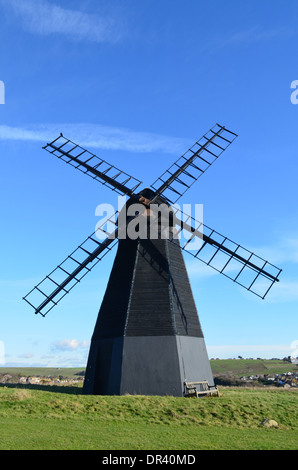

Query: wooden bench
[184,380,219,398]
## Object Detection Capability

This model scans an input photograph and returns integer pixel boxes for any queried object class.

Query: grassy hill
[210,359,297,378]
[0,386,297,450]
[0,367,84,378]
[0,359,296,381]
[0,361,297,450]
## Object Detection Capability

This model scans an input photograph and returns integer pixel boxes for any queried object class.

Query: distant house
[0,374,12,383]
[28,377,40,384]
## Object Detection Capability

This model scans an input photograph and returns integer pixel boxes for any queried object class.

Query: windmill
[23,123,282,396]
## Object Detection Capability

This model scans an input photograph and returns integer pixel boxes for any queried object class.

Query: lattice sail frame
[23,122,282,316]
[170,206,282,299]
[23,213,119,317]
[151,123,238,204]
[43,134,142,197]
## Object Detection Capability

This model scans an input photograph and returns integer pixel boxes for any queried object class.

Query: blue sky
[0,0,298,367]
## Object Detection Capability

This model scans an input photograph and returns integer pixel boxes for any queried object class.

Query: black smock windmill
[23,124,281,396]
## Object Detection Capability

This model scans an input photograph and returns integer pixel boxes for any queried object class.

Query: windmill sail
[22,122,283,398]
[23,123,282,312]
[23,214,119,317]
[150,123,237,204]
[171,209,282,299]
[43,134,142,197]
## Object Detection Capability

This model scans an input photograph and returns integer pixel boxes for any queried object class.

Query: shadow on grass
[0,382,83,395]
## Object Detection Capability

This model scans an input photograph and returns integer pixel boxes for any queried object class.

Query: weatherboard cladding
[166,237,203,337]
[91,238,138,339]
[125,238,174,336]
[92,235,203,340]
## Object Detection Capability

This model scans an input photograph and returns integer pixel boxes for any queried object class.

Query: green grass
[0,367,84,378]
[1,359,296,380]
[210,359,298,377]
[0,386,297,450]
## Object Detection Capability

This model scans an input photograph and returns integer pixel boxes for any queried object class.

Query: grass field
[0,367,84,378]
[0,385,297,450]
[210,359,298,377]
[0,359,296,380]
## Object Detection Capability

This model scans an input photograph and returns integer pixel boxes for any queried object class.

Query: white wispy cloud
[51,339,89,351]
[220,26,290,47]
[264,279,298,303]
[1,0,122,43]
[19,353,34,359]
[251,237,298,266]
[0,123,190,154]
[186,260,218,279]
[207,343,293,359]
